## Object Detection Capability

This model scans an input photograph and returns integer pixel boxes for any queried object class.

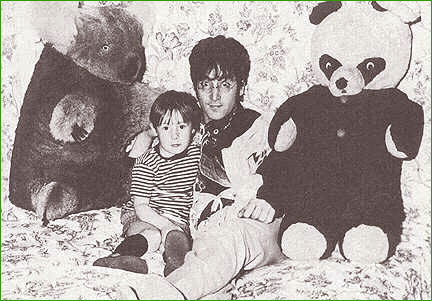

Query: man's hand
[127,128,156,158]
[238,198,275,223]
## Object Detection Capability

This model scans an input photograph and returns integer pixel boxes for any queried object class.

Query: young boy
[94,90,201,276]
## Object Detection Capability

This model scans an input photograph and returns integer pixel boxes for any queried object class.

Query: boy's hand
[238,198,275,223]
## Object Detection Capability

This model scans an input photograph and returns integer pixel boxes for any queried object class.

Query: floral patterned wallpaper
[1,1,430,299]
[2,1,430,211]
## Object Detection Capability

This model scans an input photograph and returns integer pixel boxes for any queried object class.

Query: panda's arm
[258,92,311,214]
[257,149,306,216]
[386,90,424,160]
[268,95,304,152]
[269,86,323,152]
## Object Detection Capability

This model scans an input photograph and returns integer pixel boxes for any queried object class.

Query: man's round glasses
[197,79,237,94]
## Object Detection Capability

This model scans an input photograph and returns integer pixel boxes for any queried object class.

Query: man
[119,35,284,300]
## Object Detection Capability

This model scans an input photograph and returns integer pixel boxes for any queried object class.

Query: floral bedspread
[2,160,430,300]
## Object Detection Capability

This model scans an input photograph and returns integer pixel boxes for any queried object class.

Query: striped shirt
[125,144,201,225]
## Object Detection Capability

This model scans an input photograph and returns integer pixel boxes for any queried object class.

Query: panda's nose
[336,77,348,89]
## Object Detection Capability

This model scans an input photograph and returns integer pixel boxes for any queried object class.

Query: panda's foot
[32,181,79,224]
[281,222,327,261]
[341,225,389,264]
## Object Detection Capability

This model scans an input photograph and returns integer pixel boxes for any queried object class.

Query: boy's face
[154,110,194,158]
[196,69,244,123]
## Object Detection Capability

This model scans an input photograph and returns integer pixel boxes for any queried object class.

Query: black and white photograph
[1,1,430,299]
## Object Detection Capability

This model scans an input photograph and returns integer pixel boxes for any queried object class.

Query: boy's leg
[124,220,162,253]
[166,217,283,299]
[121,207,162,253]
[163,229,192,276]
[93,255,148,274]
[93,221,161,273]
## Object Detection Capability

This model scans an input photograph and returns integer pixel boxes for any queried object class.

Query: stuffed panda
[9,2,160,224]
[257,1,424,263]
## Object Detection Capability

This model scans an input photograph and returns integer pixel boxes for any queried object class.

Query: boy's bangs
[159,109,185,126]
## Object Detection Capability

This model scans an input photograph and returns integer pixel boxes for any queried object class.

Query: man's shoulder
[230,107,260,134]
[240,107,261,122]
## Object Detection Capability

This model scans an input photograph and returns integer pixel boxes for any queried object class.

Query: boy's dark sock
[93,255,148,274]
[114,234,148,257]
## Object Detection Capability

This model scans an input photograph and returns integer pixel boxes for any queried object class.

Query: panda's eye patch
[357,57,386,86]
[319,54,342,80]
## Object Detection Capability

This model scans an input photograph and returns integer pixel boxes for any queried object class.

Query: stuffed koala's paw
[31,181,79,224]
[50,94,97,143]
[71,124,89,143]
[341,225,389,264]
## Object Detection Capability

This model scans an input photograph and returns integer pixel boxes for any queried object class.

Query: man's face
[196,69,244,123]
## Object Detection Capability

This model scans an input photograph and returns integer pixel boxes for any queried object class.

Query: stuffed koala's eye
[366,62,375,70]
[102,45,110,52]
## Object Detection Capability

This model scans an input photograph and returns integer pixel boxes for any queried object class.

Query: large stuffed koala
[9,2,160,224]
[258,1,424,263]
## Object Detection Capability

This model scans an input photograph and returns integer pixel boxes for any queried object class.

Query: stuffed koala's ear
[30,2,80,54]
[126,2,156,48]
[309,1,342,25]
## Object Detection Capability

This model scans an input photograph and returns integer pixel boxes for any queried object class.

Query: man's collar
[204,104,244,135]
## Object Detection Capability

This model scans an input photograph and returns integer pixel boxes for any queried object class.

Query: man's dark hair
[189,35,251,90]
[150,90,201,131]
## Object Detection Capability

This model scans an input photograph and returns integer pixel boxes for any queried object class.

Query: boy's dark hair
[150,90,201,130]
[189,35,251,92]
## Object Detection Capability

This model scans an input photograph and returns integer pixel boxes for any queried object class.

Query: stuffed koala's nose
[122,49,146,82]
[336,77,348,89]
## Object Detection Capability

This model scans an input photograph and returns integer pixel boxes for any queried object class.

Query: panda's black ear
[310,1,342,25]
